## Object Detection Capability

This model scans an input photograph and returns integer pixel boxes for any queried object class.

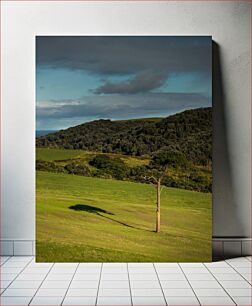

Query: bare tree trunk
[156,178,161,233]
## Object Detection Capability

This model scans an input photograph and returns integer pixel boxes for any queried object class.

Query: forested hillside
[36,107,212,166]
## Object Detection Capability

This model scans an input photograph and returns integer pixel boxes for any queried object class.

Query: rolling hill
[36,107,212,166]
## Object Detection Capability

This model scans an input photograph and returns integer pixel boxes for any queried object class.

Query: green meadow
[36,149,212,262]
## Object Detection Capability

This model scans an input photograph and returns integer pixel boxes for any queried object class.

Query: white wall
[1,2,250,244]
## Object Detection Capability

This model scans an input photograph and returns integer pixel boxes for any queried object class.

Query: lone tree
[146,149,188,233]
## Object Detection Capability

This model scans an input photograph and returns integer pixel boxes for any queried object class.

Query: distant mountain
[36,107,212,165]
[36,130,58,137]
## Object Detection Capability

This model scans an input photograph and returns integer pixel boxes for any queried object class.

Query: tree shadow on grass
[69,204,153,232]
[69,204,114,215]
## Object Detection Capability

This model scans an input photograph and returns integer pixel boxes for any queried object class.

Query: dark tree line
[36,107,212,166]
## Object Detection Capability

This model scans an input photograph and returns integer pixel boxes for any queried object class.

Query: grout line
[153,263,168,306]
[225,260,252,286]
[0,256,34,297]
[61,263,80,306]
[203,263,238,306]
[0,255,12,266]
[126,263,133,306]
[243,256,251,262]
[178,263,202,306]
[95,263,103,306]
[28,261,55,305]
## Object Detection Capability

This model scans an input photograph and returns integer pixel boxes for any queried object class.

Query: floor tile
[98,288,130,297]
[30,296,64,305]
[50,267,77,274]
[74,273,100,281]
[0,296,32,305]
[1,267,23,274]
[0,256,10,264]
[0,280,12,289]
[165,296,200,305]
[163,288,195,296]
[130,280,160,289]
[2,261,28,268]
[194,288,228,296]
[219,280,252,288]
[129,267,156,274]
[214,273,245,281]
[53,263,78,268]
[8,280,42,289]
[227,257,250,263]
[23,267,50,274]
[128,263,153,268]
[180,263,205,267]
[103,266,128,273]
[208,267,236,274]
[232,296,252,305]
[27,262,53,268]
[129,273,157,281]
[1,274,17,281]
[160,280,190,288]
[101,273,128,281]
[204,261,230,267]
[131,288,163,297]
[235,267,252,274]
[62,296,96,305]
[225,288,252,296]
[99,281,129,288]
[2,288,37,296]
[189,280,221,288]
[241,273,252,283]
[155,267,182,273]
[79,263,102,267]
[46,273,73,281]
[77,266,101,273]
[40,280,71,288]
[36,287,67,296]
[67,288,97,296]
[154,263,179,267]
[228,261,251,268]
[70,280,99,288]
[158,273,186,280]
[97,296,131,305]
[16,273,46,281]
[132,296,166,305]
[8,256,33,262]
[103,263,126,266]
[186,273,215,281]
[182,267,209,274]
[2,256,251,306]
[198,296,235,305]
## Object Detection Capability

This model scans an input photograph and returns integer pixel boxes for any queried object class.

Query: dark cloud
[36,36,212,76]
[36,92,211,123]
[36,36,212,129]
[95,71,167,94]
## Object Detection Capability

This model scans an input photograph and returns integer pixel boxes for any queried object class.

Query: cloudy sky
[36,36,212,130]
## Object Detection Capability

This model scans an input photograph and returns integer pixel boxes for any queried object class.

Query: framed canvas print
[36,36,212,262]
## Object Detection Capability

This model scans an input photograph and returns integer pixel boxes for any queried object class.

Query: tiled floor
[0,256,251,305]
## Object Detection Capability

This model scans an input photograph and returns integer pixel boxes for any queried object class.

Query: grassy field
[36,169,212,262]
[36,148,149,168]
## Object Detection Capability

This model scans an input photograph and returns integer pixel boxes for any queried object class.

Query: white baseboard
[212,237,251,259]
[0,238,251,258]
[0,240,35,256]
